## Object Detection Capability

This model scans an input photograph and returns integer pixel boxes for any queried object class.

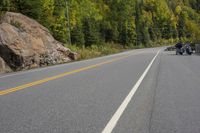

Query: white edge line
[102,50,161,133]
[0,49,146,79]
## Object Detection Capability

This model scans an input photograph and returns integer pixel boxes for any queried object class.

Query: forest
[0,0,200,51]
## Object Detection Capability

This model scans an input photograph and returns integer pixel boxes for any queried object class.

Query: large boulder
[0,12,76,73]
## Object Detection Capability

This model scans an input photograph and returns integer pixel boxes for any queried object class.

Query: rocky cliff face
[0,12,76,73]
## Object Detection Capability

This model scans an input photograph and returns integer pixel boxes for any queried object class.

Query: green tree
[71,24,85,45]
[83,18,100,46]
[0,0,11,11]
[14,0,43,20]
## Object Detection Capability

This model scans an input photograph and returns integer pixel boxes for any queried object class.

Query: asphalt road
[0,48,200,133]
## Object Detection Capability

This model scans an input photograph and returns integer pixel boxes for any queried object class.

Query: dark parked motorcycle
[175,42,184,55]
[185,44,193,55]
[176,47,184,55]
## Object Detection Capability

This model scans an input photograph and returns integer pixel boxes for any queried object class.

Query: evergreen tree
[83,18,100,46]
[14,0,43,20]
[0,0,11,11]
[71,24,85,45]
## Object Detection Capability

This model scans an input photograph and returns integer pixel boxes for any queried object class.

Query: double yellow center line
[0,55,130,96]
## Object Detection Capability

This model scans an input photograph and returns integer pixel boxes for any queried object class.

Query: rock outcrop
[0,12,76,73]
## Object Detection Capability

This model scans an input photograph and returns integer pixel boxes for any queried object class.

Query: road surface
[0,48,200,133]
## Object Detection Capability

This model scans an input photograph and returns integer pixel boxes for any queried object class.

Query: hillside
[1,0,199,47]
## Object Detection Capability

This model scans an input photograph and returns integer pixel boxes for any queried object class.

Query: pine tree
[83,19,100,46]
[0,0,11,11]
[14,0,43,20]
[71,24,85,45]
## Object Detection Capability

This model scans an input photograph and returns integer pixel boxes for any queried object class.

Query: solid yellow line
[0,55,129,96]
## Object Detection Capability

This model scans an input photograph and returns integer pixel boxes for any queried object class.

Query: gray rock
[0,12,76,73]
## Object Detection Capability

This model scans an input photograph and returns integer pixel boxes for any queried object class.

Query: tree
[83,18,100,46]
[71,24,85,45]
[14,0,43,20]
[0,0,11,11]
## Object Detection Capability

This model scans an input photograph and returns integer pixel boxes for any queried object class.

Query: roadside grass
[0,38,183,74]
[67,43,127,60]
[65,43,165,60]
[66,39,177,61]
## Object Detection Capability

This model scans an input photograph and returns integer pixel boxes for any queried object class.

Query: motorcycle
[185,45,193,55]
[176,47,185,55]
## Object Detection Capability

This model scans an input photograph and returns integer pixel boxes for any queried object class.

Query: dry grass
[66,43,126,60]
